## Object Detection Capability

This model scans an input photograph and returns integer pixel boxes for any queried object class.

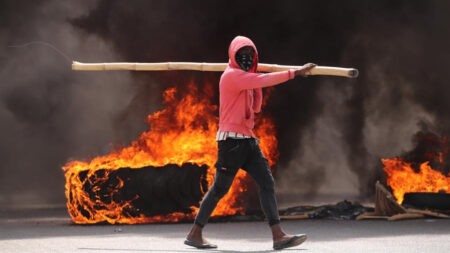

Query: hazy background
[1,0,449,207]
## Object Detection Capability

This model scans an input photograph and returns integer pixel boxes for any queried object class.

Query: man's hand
[295,63,317,77]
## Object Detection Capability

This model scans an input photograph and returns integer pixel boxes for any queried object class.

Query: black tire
[403,192,450,210]
[75,163,207,221]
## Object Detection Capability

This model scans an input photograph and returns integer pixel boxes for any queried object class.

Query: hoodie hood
[228,36,258,72]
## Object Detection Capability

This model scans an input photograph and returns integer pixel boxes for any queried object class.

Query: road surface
[0,207,449,253]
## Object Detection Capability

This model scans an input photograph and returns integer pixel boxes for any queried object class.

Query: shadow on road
[0,206,449,245]
[78,247,304,252]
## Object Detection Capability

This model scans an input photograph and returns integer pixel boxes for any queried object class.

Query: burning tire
[63,84,279,224]
[403,192,450,210]
[69,163,208,223]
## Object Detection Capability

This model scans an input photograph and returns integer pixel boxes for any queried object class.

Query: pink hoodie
[218,36,295,136]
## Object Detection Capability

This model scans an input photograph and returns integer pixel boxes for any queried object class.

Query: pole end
[348,69,359,78]
[72,61,79,70]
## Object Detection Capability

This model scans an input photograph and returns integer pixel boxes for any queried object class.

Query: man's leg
[194,169,237,227]
[186,138,247,248]
[186,168,238,245]
[242,140,306,248]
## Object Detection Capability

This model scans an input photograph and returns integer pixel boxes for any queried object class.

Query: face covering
[235,53,254,72]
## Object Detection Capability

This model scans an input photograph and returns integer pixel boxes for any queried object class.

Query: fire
[382,158,450,204]
[62,81,278,224]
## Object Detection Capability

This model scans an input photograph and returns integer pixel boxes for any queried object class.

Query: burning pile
[382,132,450,204]
[62,82,278,224]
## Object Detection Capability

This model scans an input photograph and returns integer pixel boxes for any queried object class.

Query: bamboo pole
[72,61,359,78]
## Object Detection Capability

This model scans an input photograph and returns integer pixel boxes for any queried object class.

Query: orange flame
[62,81,278,224]
[382,158,450,204]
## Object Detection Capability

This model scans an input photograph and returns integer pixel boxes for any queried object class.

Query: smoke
[0,0,159,207]
[276,1,450,198]
[333,1,450,197]
[1,0,450,206]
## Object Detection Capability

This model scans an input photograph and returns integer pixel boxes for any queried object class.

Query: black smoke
[1,0,449,206]
[401,131,449,176]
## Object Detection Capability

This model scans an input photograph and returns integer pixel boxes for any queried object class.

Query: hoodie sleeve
[253,88,262,113]
[231,69,296,90]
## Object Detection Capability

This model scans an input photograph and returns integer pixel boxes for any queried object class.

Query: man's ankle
[270,224,287,239]
[188,224,203,238]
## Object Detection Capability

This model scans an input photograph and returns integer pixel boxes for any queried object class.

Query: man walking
[185,35,316,250]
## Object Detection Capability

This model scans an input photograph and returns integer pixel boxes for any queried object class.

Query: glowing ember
[62,81,278,224]
[382,158,450,204]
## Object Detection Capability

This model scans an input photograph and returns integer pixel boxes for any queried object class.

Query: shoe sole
[274,234,307,250]
[184,239,217,249]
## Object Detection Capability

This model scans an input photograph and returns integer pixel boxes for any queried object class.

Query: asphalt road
[0,207,449,253]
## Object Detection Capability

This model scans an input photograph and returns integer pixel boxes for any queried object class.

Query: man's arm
[253,88,262,113]
[230,63,317,90]
[232,70,294,90]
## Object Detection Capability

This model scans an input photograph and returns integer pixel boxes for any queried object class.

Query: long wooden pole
[72,61,359,78]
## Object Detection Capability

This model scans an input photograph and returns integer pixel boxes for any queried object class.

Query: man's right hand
[295,63,317,77]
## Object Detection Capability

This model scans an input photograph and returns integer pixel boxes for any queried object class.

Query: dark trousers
[194,138,280,227]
